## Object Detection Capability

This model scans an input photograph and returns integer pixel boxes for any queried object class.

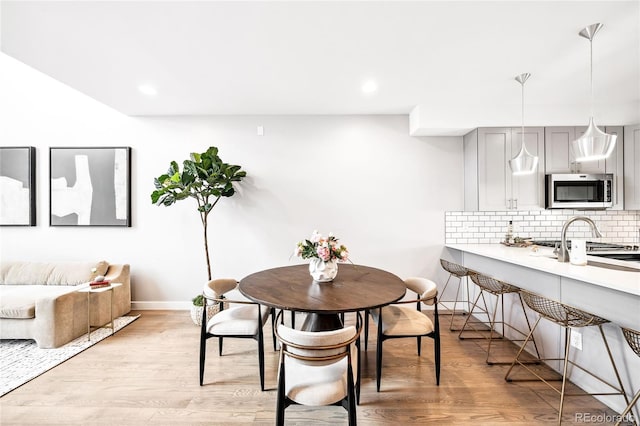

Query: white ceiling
[1,1,639,135]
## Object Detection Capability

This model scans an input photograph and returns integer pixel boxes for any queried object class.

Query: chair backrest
[275,311,361,368]
[203,278,238,300]
[405,277,438,306]
[439,259,470,277]
[621,328,640,357]
[469,273,519,295]
[277,324,358,364]
[520,290,609,328]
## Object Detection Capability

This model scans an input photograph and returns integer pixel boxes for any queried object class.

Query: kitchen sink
[587,260,640,272]
[590,253,640,262]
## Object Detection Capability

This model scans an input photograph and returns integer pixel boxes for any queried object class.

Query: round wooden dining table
[239,263,406,331]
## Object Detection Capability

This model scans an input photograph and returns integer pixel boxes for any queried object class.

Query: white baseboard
[131,301,190,310]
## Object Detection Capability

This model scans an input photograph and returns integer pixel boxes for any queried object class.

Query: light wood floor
[0,310,628,425]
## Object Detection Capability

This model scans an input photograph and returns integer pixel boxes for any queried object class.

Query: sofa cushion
[0,285,81,318]
[0,261,108,286]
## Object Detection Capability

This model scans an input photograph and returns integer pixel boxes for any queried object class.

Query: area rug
[0,315,139,397]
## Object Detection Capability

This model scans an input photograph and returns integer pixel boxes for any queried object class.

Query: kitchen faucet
[557,216,603,262]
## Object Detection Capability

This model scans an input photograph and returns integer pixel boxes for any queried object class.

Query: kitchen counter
[445,243,640,331]
[445,243,640,297]
[444,243,640,415]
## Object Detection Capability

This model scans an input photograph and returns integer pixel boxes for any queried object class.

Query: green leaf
[151,190,162,204]
[181,171,195,186]
[162,194,176,206]
[183,160,197,177]
[205,146,219,159]
[170,172,181,183]
[169,161,179,175]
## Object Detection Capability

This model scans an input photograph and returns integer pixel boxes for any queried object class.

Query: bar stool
[615,327,640,426]
[505,291,631,425]
[458,273,540,365]
[439,259,473,331]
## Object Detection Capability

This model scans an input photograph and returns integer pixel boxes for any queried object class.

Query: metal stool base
[438,260,474,332]
[505,293,633,426]
[458,274,541,366]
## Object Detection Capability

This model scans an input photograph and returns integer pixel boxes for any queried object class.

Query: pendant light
[571,23,616,162]
[509,73,538,175]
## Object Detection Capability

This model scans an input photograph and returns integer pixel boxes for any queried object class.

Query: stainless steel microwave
[545,173,613,209]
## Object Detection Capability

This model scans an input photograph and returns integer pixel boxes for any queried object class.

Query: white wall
[0,54,464,308]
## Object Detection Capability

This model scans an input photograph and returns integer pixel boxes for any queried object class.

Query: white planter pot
[190,303,220,326]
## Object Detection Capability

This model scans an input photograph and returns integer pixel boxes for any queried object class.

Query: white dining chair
[366,277,441,391]
[274,310,362,425]
[199,278,272,390]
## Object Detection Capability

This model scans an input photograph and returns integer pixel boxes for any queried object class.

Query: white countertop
[446,243,640,297]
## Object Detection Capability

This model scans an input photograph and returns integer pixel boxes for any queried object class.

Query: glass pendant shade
[572,23,616,162]
[509,72,538,175]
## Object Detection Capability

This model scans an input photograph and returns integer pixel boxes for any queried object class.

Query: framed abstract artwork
[49,147,131,227]
[0,146,36,226]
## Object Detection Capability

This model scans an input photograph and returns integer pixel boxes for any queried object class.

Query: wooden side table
[77,283,122,341]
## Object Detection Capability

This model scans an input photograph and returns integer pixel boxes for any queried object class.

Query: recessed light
[362,80,378,94]
[138,84,157,96]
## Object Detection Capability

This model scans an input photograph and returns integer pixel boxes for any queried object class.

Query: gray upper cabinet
[624,124,640,210]
[464,127,545,211]
[463,129,479,211]
[604,126,625,210]
[544,126,604,173]
[544,126,624,210]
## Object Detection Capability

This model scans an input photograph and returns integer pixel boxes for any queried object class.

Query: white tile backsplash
[445,210,640,245]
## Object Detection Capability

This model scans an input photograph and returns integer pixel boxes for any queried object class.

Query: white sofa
[0,260,131,348]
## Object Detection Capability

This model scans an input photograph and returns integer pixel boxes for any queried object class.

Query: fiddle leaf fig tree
[151,147,246,280]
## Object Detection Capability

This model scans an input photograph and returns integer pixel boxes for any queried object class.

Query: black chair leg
[435,332,441,386]
[347,365,357,425]
[199,335,206,386]
[376,313,384,392]
[376,337,383,392]
[218,336,223,356]
[364,310,369,350]
[276,359,286,426]
[434,301,441,385]
[258,331,265,391]
[355,333,361,405]
[291,311,295,328]
[417,336,422,356]
[271,312,277,351]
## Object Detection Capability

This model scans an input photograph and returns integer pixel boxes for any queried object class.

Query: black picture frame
[49,147,131,227]
[0,146,36,226]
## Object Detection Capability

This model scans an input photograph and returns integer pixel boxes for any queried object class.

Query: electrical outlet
[570,329,582,350]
